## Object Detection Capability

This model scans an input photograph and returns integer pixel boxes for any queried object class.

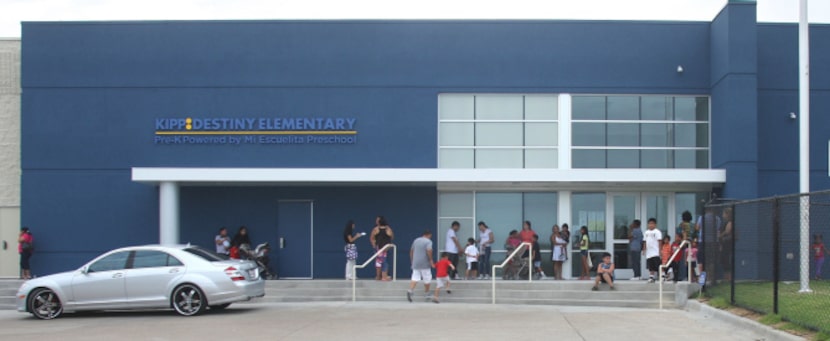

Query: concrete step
[0,280,23,311]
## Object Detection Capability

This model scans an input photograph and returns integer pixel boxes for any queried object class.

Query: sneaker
[610,286,616,291]
[591,286,598,291]
[432,299,440,304]
[647,278,655,283]
[629,277,640,281]
[406,291,412,302]
[484,275,491,280]
[425,295,431,301]
[477,274,483,280]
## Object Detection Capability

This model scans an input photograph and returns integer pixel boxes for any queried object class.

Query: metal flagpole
[798,0,812,293]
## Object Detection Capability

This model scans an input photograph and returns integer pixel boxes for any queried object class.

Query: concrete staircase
[260,279,680,309]
[0,279,22,310]
[0,278,683,310]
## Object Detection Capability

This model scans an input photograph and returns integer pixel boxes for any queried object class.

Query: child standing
[813,234,828,280]
[686,240,699,282]
[660,235,673,281]
[592,252,616,291]
[433,252,455,303]
[464,238,479,280]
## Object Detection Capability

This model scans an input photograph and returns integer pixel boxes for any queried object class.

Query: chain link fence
[703,190,830,334]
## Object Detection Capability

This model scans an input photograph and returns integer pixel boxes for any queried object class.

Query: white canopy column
[159,181,180,245]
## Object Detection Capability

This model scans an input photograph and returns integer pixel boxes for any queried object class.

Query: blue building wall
[18,6,830,276]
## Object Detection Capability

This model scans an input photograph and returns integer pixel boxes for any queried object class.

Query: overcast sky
[2,0,828,38]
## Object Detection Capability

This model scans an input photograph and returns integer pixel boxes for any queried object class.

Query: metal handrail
[658,239,691,309]
[352,243,396,302]
[491,242,533,304]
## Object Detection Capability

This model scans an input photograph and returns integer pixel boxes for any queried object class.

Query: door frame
[277,200,314,279]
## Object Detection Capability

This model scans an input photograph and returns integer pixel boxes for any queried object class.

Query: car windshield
[183,246,228,262]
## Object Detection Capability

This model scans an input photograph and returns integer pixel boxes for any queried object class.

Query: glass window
[475,123,523,146]
[674,123,709,148]
[674,150,709,169]
[675,192,709,234]
[524,95,558,120]
[523,193,558,251]
[132,250,179,268]
[641,96,672,120]
[439,123,474,146]
[439,94,474,120]
[640,123,670,147]
[607,123,639,146]
[524,149,558,168]
[572,149,606,168]
[641,149,672,168]
[607,149,639,168]
[613,195,637,240]
[475,95,523,120]
[571,193,606,250]
[476,193,523,252]
[645,195,670,236]
[184,246,226,261]
[439,192,474,218]
[607,96,639,120]
[88,251,130,272]
[439,149,474,168]
[572,123,606,146]
[572,96,605,120]
[524,123,558,146]
[475,149,523,168]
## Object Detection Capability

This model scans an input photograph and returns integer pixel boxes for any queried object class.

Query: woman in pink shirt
[18,227,34,280]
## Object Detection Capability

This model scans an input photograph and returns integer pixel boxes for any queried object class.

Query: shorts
[411,268,432,283]
[468,262,478,271]
[533,261,541,268]
[647,256,661,272]
[436,276,450,288]
[580,250,588,257]
[600,274,614,283]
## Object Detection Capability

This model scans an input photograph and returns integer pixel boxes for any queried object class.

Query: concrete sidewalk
[0,301,791,340]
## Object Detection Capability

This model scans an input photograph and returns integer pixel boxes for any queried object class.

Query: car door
[125,250,184,308]
[70,251,131,309]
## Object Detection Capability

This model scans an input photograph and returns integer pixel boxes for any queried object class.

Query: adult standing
[551,225,566,280]
[445,221,463,280]
[343,220,366,280]
[406,230,434,302]
[718,208,734,281]
[215,227,231,256]
[644,218,663,283]
[230,226,251,259]
[370,216,394,281]
[19,227,34,280]
[628,220,643,280]
[477,221,494,280]
[520,221,535,244]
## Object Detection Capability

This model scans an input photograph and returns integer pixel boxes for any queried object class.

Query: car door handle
[169,268,180,274]
[112,273,124,279]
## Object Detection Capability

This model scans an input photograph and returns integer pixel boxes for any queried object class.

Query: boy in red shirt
[433,252,455,303]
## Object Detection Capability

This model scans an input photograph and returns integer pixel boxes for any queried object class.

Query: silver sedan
[16,245,265,319]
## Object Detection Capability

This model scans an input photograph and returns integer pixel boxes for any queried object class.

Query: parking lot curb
[685,300,804,341]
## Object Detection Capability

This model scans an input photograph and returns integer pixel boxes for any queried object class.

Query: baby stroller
[502,243,529,280]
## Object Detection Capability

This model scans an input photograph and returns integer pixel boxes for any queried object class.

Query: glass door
[570,193,606,278]
[610,194,639,274]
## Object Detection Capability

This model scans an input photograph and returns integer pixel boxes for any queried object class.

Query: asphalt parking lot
[0,301,776,340]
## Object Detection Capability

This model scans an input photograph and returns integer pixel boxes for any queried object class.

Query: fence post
[772,198,780,314]
[730,204,736,305]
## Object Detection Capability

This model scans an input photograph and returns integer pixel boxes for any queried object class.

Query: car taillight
[224,266,245,281]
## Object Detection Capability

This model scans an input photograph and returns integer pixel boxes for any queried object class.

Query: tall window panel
[438,94,558,169]
[571,95,709,169]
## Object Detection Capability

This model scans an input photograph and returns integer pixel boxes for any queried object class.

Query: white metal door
[0,207,20,278]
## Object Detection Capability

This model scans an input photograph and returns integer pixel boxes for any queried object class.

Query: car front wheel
[29,288,63,320]
[171,284,206,316]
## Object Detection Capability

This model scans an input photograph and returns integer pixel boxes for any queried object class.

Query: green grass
[706,280,830,334]
[815,331,830,341]
[758,314,782,325]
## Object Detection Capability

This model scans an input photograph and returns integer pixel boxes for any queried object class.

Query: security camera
[676,65,684,73]
[789,112,797,120]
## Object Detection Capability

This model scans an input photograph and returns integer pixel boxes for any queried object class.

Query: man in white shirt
[215,227,230,255]
[445,221,463,280]
[643,218,663,283]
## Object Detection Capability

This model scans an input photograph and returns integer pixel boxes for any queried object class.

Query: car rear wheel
[29,288,63,320]
[171,284,206,316]
[210,303,231,310]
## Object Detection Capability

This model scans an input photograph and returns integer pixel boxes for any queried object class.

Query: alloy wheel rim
[176,287,201,314]
[34,291,60,318]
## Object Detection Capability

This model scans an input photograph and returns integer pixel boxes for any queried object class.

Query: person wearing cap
[18,227,34,280]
